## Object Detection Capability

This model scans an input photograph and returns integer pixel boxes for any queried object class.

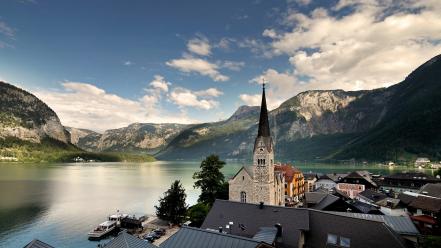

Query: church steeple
[257,82,270,137]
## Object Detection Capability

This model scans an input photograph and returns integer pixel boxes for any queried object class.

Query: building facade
[229,84,284,206]
[275,164,305,203]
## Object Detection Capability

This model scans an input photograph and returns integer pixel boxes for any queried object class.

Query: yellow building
[275,164,305,204]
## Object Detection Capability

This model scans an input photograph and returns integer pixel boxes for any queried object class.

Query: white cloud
[123,61,133,66]
[149,75,170,92]
[0,21,15,38]
[221,60,245,71]
[169,87,222,110]
[187,37,211,56]
[265,0,441,92]
[34,79,196,132]
[195,88,223,97]
[166,56,229,81]
[239,94,261,107]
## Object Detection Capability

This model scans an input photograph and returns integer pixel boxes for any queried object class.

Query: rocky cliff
[68,123,187,154]
[0,82,70,144]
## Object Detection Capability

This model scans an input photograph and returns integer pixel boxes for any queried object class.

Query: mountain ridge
[2,54,441,162]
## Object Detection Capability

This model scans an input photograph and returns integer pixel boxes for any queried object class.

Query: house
[103,231,157,248]
[327,212,419,244]
[304,192,358,212]
[336,183,365,199]
[303,173,317,193]
[375,198,408,216]
[24,239,54,248]
[160,226,274,248]
[339,171,377,190]
[274,164,305,203]
[314,175,337,192]
[356,189,387,205]
[202,200,411,248]
[378,172,441,193]
[414,157,431,168]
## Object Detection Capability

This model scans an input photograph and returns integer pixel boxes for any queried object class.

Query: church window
[240,191,247,203]
[242,176,245,181]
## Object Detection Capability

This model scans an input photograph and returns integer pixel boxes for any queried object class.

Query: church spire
[257,80,270,137]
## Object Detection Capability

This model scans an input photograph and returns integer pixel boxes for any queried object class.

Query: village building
[414,157,431,168]
[314,175,338,192]
[229,84,284,206]
[274,164,305,204]
[378,172,441,193]
[303,173,317,192]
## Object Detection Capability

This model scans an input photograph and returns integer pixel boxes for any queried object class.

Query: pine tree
[193,154,226,206]
[155,180,188,224]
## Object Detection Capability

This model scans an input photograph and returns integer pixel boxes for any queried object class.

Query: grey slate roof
[202,200,410,248]
[103,231,157,248]
[327,212,419,236]
[23,239,55,248]
[350,200,382,214]
[312,194,340,210]
[202,200,309,248]
[418,183,441,198]
[305,192,327,204]
[159,226,265,248]
[252,227,278,244]
[358,189,387,202]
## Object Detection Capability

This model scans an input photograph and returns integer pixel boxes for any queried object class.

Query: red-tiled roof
[274,164,302,182]
[410,215,437,224]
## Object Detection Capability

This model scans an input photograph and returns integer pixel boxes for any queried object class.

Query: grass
[0,137,156,163]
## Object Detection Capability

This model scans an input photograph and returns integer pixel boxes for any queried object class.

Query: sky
[1,0,441,132]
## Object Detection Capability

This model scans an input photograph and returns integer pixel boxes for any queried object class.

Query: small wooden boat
[88,220,117,240]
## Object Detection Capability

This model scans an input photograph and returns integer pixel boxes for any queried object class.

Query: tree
[193,154,226,206]
[155,180,188,225]
[187,202,210,227]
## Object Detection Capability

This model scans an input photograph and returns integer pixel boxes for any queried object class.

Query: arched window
[240,191,247,203]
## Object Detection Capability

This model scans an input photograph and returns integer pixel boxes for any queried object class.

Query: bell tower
[253,80,275,205]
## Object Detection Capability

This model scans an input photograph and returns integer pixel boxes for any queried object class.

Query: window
[340,237,350,247]
[242,176,245,181]
[327,234,338,245]
[240,191,246,203]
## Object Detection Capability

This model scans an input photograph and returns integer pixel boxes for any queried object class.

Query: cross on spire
[262,77,266,89]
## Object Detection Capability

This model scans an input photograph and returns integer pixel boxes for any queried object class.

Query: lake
[0,161,435,248]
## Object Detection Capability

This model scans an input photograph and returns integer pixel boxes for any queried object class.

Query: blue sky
[1,0,441,132]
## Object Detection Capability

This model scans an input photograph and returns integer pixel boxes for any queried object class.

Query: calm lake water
[0,161,435,248]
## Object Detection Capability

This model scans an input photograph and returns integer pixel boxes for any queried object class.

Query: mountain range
[1,54,441,162]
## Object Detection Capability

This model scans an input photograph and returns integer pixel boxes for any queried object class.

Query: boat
[88,220,117,240]
[108,212,129,227]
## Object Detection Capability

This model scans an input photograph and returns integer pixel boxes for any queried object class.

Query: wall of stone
[229,168,254,203]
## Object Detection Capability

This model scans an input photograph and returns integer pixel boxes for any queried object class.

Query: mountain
[158,54,441,162]
[0,82,70,143]
[0,82,155,163]
[68,123,188,154]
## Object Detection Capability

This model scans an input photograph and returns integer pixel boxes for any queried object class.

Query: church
[229,84,285,206]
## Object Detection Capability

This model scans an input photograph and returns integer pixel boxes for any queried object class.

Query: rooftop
[103,231,156,248]
[24,239,55,248]
[202,200,410,248]
[160,226,269,248]
[418,183,441,198]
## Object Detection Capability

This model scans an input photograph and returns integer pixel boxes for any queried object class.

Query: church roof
[257,84,270,138]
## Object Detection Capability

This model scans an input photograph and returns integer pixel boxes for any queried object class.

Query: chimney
[259,202,264,209]
[219,226,223,233]
[275,223,282,237]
